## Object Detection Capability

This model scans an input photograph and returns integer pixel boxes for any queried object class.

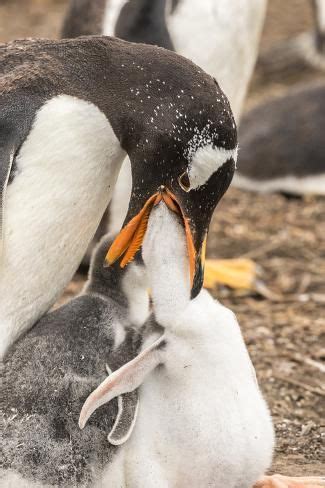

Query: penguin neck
[0,94,125,359]
[143,204,191,328]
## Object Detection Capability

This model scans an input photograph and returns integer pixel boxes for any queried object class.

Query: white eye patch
[188,144,238,190]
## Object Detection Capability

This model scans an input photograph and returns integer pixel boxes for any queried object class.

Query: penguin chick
[79,204,275,488]
[1,234,150,488]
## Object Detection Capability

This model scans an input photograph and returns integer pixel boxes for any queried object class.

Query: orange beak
[105,186,196,286]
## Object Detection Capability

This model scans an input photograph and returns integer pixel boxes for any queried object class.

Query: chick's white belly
[0,95,124,357]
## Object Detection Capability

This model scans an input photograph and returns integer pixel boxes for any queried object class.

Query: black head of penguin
[122,75,237,298]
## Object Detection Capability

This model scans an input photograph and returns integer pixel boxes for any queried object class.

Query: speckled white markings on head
[188,144,238,190]
[0,94,124,359]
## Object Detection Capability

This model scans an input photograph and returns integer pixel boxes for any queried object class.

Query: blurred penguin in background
[236,1,325,196]
[235,81,325,196]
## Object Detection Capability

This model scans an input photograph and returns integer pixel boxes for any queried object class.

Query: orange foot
[203,258,257,290]
[254,474,325,488]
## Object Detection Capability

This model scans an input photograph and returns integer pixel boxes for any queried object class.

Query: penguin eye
[178,171,191,192]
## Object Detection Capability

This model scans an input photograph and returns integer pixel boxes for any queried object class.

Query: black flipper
[0,93,44,260]
[0,133,16,258]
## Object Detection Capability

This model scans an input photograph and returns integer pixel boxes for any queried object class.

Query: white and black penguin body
[61,0,266,233]
[1,234,151,487]
[0,37,237,357]
[0,90,124,358]
[79,205,275,488]
[235,81,325,195]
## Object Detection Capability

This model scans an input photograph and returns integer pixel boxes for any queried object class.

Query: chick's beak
[105,186,197,287]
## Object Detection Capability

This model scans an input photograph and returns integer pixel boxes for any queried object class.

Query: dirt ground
[1,0,324,478]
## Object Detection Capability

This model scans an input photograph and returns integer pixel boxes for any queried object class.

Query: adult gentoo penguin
[0,36,237,357]
[61,0,266,288]
[234,81,325,195]
[1,234,150,487]
[80,203,324,488]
